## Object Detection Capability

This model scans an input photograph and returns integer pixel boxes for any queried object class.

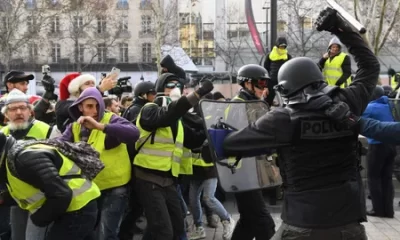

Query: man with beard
[0,88,54,240]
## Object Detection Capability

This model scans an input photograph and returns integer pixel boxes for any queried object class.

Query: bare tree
[214,4,259,74]
[349,0,400,55]
[0,0,55,71]
[278,0,327,57]
[140,0,180,74]
[61,0,120,71]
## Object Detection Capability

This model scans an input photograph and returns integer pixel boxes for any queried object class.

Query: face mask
[169,87,182,101]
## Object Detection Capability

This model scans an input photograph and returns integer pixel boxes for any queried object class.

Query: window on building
[142,43,151,62]
[117,0,129,9]
[76,44,85,62]
[97,16,106,33]
[51,43,61,63]
[73,16,83,31]
[141,15,152,33]
[119,43,128,63]
[51,16,60,33]
[301,16,313,30]
[97,43,107,62]
[120,15,128,31]
[26,16,36,32]
[28,43,38,59]
[26,0,36,9]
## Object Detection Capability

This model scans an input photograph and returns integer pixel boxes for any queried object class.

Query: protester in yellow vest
[388,68,400,93]
[319,37,352,88]
[134,73,213,240]
[1,89,53,140]
[58,87,139,240]
[0,132,102,239]
[263,37,292,106]
[0,88,56,240]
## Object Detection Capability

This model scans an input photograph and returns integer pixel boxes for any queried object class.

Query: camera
[108,76,132,97]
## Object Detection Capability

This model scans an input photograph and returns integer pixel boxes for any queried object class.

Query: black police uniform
[223,13,379,240]
[229,89,276,240]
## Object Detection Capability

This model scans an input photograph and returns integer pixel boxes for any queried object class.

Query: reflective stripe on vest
[134,102,183,177]
[6,144,100,213]
[1,120,50,140]
[72,112,131,190]
[323,52,351,88]
[180,148,193,175]
[192,152,214,167]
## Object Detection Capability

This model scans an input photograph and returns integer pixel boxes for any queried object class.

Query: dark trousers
[266,79,278,106]
[0,205,10,240]
[271,222,367,240]
[119,184,143,240]
[46,200,98,240]
[136,179,184,240]
[367,143,396,217]
[232,190,276,240]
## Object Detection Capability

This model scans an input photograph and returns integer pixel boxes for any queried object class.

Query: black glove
[315,7,354,34]
[42,75,55,92]
[42,91,58,101]
[325,101,360,128]
[195,80,214,97]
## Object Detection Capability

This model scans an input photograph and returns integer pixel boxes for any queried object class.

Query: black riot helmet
[275,57,325,97]
[134,81,156,97]
[237,64,270,87]
[371,85,384,101]
[382,85,393,96]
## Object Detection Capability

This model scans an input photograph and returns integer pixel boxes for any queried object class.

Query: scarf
[269,46,288,61]
[7,139,104,180]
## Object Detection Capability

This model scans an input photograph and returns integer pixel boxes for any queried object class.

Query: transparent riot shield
[199,99,282,193]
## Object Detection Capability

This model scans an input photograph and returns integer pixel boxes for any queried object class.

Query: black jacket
[318,53,352,87]
[8,148,73,227]
[224,31,379,227]
[55,100,74,133]
[122,97,148,124]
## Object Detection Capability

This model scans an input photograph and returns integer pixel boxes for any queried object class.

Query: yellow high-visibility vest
[1,120,50,140]
[72,112,131,190]
[323,52,352,88]
[134,102,184,177]
[6,144,100,213]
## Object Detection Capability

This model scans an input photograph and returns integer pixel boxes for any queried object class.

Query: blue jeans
[10,206,48,240]
[177,185,188,240]
[189,178,230,227]
[96,185,129,240]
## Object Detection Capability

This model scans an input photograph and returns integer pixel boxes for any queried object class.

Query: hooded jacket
[264,37,292,81]
[318,37,352,87]
[362,96,394,144]
[58,87,139,151]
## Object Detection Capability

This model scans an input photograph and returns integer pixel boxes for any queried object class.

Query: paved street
[133,180,400,240]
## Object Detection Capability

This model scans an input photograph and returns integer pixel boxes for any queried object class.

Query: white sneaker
[222,217,235,240]
[189,226,206,240]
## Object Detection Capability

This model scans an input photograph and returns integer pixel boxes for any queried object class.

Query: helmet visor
[253,79,267,89]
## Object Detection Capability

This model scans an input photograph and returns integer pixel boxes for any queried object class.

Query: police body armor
[199,99,282,193]
[279,110,366,227]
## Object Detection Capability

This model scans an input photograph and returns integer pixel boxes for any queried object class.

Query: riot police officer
[226,64,276,240]
[222,8,379,240]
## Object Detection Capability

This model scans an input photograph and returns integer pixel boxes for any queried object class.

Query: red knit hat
[59,73,81,100]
